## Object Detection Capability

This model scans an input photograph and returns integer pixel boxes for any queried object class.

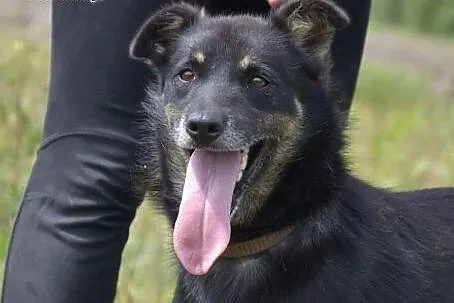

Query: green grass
[0,34,48,276]
[0,32,453,302]
[371,0,454,38]
[349,62,454,189]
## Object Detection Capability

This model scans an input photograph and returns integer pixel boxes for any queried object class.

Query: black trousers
[2,0,370,302]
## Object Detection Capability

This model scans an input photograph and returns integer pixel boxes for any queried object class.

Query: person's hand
[267,0,286,9]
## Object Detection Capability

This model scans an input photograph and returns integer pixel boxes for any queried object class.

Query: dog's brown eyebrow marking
[239,55,253,70]
[194,51,205,64]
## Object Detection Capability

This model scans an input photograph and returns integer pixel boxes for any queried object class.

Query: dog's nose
[185,114,224,145]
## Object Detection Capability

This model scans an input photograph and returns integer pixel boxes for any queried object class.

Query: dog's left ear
[272,0,350,60]
[129,3,201,68]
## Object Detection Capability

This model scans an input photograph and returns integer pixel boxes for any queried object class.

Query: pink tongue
[173,150,241,275]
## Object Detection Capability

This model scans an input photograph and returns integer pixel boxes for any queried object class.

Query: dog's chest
[182,258,283,302]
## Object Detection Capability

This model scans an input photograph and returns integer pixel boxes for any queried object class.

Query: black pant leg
[2,1,166,302]
[332,0,371,113]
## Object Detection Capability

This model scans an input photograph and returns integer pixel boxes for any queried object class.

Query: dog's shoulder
[336,176,454,301]
[341,175,454,226]
[339,175,454,260]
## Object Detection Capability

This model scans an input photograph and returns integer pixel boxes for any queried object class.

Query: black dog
[129,0,454,301]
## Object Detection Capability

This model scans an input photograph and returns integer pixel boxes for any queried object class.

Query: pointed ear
[129,3,201,68]
[272,0,349,60]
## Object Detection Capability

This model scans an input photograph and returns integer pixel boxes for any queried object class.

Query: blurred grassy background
[1,2,453,302]
[372,0,454,37]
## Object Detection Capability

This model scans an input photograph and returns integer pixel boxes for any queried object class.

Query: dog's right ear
[129,3,201,68]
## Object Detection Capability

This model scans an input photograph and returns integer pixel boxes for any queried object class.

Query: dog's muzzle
[184,109,226,146]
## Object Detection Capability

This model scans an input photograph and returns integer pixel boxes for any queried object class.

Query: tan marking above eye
[194,52,205,64]
[239,55,252,70]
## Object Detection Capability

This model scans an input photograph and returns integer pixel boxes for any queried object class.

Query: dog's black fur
[129,1,454,302]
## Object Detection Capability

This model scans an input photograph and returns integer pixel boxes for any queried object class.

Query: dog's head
[130,0,349,275]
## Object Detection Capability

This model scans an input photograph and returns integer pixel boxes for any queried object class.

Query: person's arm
[2,1,160,301]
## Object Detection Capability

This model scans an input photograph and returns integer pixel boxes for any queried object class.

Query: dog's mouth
[173,140,268,276]
[231,141,266,214]
[184,140,266,208]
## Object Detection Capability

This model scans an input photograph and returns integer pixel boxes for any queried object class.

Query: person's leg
[2,1,166,302]
[202,0,269,13]
[331,0,371,114]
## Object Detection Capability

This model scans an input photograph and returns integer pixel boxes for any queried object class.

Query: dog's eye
[178,69,195,82]
[249,76,268,89]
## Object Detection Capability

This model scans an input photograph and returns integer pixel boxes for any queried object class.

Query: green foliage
[0,35,48,236]
[432,1,454,35]
[349,62,454,189]
[0,33,453,302]
[372,0,405,25]
[0,32,49,295]
[116,204,177,303]
[372,0,454,36]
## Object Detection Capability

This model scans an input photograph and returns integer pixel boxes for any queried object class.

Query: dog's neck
[222,223,297,258]
[227,139,346,250]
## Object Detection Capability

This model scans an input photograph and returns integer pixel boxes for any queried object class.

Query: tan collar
[222,224,296,258]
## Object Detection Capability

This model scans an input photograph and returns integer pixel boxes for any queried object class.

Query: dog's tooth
[236,170,243,182]
[241,153,248,170]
